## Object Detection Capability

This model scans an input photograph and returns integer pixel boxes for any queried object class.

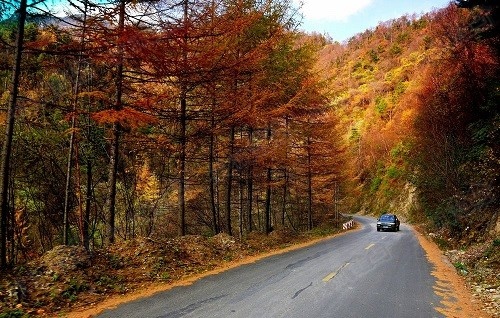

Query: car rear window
[380,215,394,221]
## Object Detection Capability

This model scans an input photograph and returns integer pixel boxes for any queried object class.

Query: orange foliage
[92,107,157,128]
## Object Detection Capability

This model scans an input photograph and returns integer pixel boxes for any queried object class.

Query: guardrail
[342,219,355,230]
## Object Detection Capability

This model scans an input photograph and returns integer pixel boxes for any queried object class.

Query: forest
[328,1,499,242]
[0,0,498,315]
[0,0,344,265]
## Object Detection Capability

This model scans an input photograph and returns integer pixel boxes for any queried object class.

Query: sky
[292,0,452,42]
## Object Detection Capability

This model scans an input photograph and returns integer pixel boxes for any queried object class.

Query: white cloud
[295,0,374,21]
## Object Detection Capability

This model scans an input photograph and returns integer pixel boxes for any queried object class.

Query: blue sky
[293,0,452,42]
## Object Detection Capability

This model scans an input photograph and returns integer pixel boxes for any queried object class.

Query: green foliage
[349,126,361,142]
[160,272,171,281]
[424,200,463,236]
[390,141,409,158]
[73,279,86,293]
[107,254,124,270]
[63,278,88,300]
[24,23,39,42]
[369,176,383,193]
[432,235,452,250]
[350,58,376,86]
[412,18,428,30]
[308,224,339,237]
[392,81,408,103]
[375,96,388,115]
[48,277,90,305]
[149,256,175,281]
[483,239,500,259]
[390,44,402,56]
[96,275,115,286]
[422,35,432,49]
[396,32,409,43]
[453,261,468,275]
[386,165,400,179]
[352,60,362,72]
[368,49,379,63]
[0,310,30,318]
[0,20,17,43]
[95,274,125,293]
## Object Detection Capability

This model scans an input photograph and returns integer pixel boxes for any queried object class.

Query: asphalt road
[97,216,443,318]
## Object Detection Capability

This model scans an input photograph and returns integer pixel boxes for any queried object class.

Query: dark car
[376,214,400,232]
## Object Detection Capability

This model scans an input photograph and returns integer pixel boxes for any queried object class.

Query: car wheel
[377,228,380,232]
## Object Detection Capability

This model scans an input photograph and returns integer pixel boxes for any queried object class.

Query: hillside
[320,4,499,241]
[316,3,499,316]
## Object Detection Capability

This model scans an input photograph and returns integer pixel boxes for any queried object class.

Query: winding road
[97,216,444,318]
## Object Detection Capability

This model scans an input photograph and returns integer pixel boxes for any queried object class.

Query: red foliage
[92,107,157,128]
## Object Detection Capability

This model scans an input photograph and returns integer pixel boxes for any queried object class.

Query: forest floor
[0,223,498,318]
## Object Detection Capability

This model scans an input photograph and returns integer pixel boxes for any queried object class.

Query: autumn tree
[59,0,92,247]
[0,0,28,269]
[0,0,343,266]
[0,0,87,265]
[411,4,499,236]
[128,0,305,237]
[85,0,159,244]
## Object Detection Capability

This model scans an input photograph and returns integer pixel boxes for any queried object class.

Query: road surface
[97,216,443,318]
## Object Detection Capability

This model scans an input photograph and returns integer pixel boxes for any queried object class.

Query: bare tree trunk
[178,93,187,236]
[239,173,244,239]
[307,136,313,231]
[209,109,219,234]
[74,146,84,245]
[106,126,120,244]
[83,63,94,251]
[265,167,272,234]
[265,124,272,234]
[0,0,27,269]
[177,0,189,237]
[8,184,14,264]
[207,0,219,235]
[281,117,290,227]
[246,128,253,233]
[281,169,288,226]
[226,126,235,236]
[106,0,125,245]
[84,158,92,250]
[334,181,339,228]
[63,98,76,244]
[63,1,89,245]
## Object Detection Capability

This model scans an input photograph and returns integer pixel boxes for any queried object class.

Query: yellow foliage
[331,91,350,107]
[78,91,110,102]
[1,91,10,109]
[136,163,160,202]
[400,108,416,126]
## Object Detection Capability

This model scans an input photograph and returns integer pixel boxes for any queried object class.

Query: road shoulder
[413,228,491,318]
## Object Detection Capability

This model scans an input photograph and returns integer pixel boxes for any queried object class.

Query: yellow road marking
[322,272,336,282]
[365,243,375,250]
[322,263,350,282]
